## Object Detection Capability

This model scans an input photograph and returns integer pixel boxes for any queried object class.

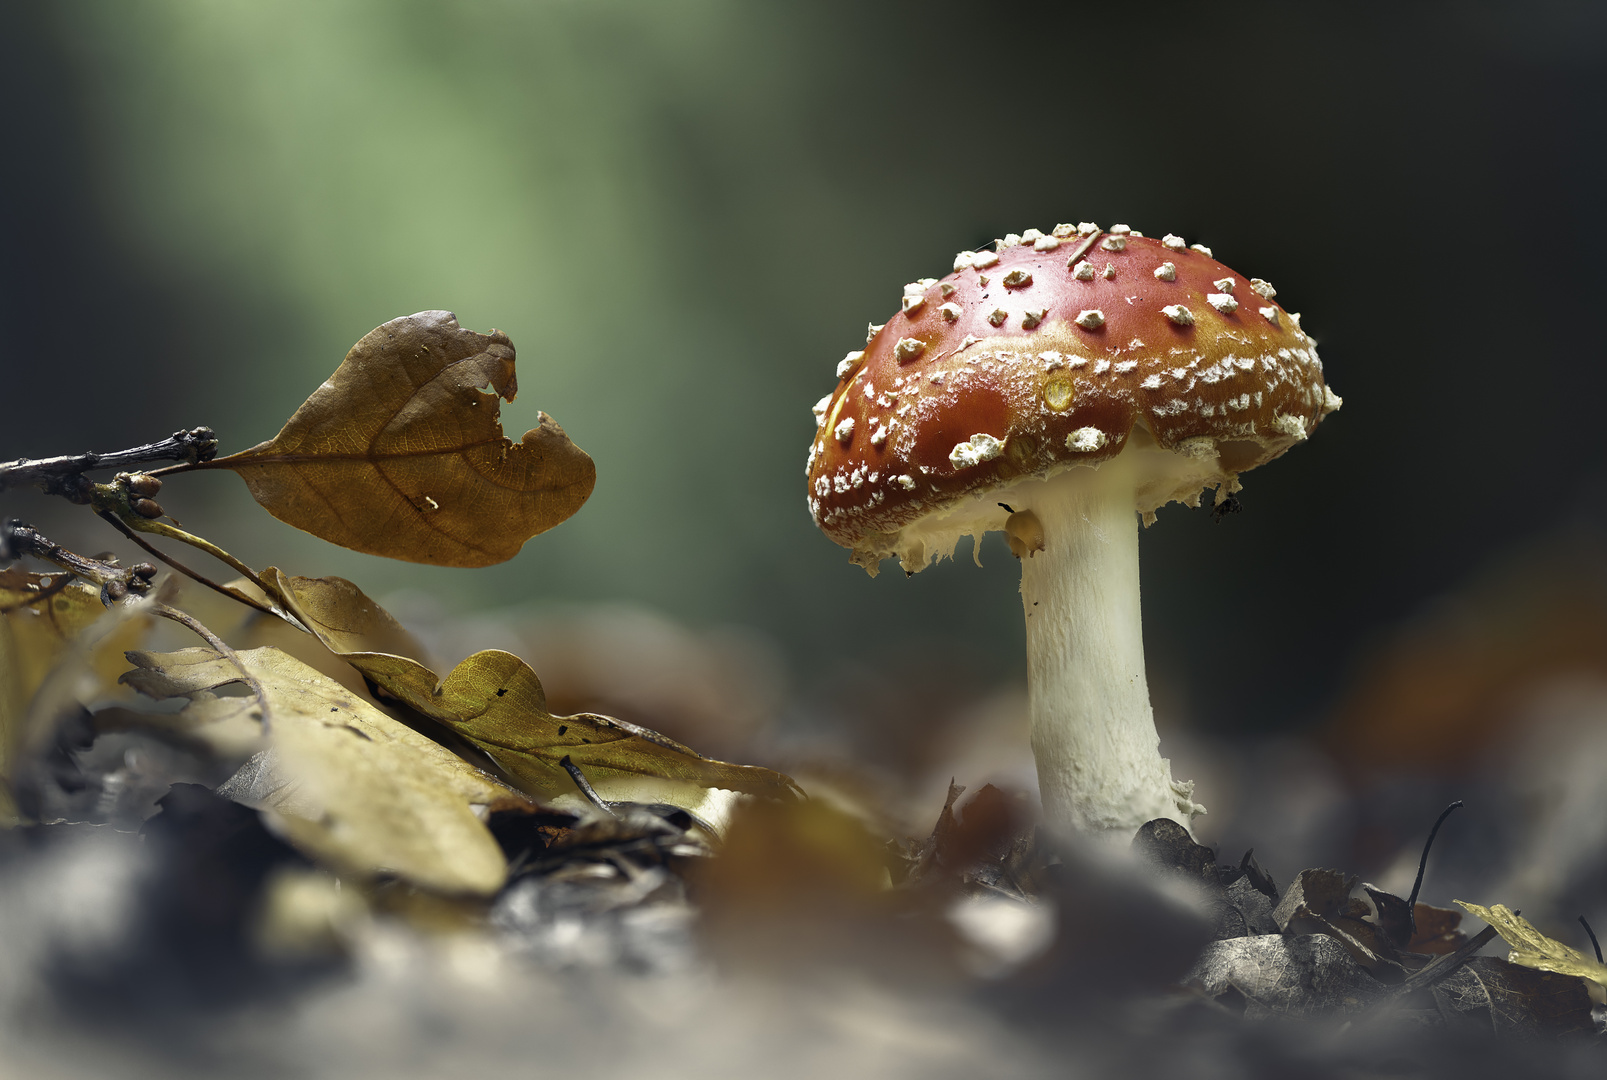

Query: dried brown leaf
[1408,901,1468,955]
[208,311,595,567]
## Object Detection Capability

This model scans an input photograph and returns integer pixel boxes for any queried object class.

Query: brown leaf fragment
[258,567,430,664]
[1185,934,1383,1020]
[903,783,1037,899]
[1431,957,1597,1038]
[1274,868,1404,975]
[1271,868,1356,932]
[121,645,533,895]
[208,311,596,567]
[1409,901,1468,955]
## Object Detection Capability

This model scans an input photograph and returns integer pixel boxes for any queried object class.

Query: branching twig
[94,509,281,619]
[1,519,155,600]
[0,428,217,499]
[89,483,267,591]
[150,601,273,734]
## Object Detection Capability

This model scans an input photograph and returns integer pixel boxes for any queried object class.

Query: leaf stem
[93,508,279,619]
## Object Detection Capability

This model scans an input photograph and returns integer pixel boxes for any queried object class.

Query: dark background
[4,0,1605,755]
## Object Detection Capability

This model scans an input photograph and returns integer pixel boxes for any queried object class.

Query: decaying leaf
[1430,957,1598,1037]
[1271,868,1404,976]
[262,572,801,806]
[1454,900,1607,994]
[1130,821,1279,940]
[121,645,533,895]
[204,311,596,567]
[1186,934,1382,1020]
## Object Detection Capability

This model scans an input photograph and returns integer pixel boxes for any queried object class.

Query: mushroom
[805,224,1340,835]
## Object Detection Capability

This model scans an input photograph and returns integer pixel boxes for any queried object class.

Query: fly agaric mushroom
[805,223,1340,835]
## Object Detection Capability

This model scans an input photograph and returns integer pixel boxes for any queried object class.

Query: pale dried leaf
[122,645,531,895]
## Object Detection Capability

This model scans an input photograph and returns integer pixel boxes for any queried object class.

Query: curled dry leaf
[121,645,533,895]
[205,311,595,567]
[263,571,801,804]
[258,567,429,664]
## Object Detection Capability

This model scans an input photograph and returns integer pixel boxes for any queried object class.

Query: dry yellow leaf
[203,311,595,567]
[1454,900,1607,993]
[1,570,144,823]
[122,645,532,895]
[264,572,801,804]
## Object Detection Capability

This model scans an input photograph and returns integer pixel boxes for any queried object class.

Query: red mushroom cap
[805,224,1339,571]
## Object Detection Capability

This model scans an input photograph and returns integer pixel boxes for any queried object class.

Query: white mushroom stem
[1013,459,1204,834]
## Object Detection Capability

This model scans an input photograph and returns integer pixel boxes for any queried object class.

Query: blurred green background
[5,0,1606,745]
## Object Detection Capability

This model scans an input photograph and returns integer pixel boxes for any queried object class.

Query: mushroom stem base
[1014,464,1203,835]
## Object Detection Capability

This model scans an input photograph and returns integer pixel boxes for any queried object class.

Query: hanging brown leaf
[202,311,595,567]
[261,571,801,804]
[121,645,533,895]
